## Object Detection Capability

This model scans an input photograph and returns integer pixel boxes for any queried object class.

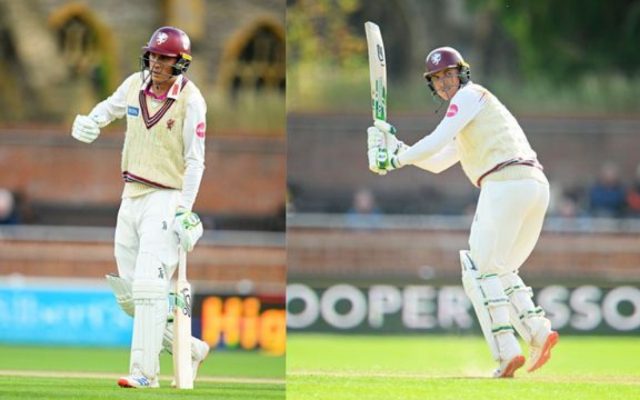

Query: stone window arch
[219,18,285,96]
[48,4,116,98]
[0,22,25,119]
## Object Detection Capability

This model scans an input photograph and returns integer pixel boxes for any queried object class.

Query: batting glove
[71,115,101,143]
[367,126,388,175]
[374,120,397,135]
[374,120,408,154]
[372,121,406,172]
[384,153,403,171]
[173,207,203,252]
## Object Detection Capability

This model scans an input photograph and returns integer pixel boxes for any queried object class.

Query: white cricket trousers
[114,189,181,378]
[114,189,181,282]
[469,178,549,275]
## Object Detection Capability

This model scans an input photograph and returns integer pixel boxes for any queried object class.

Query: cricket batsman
[367,47,559,378]
[71,26,210,388]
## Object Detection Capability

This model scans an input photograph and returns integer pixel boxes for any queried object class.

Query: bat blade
[365,21,390,170]
[365,21,387,122]
[173,248,194,389]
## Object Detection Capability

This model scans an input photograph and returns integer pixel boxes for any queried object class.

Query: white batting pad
[106,273,135,317]
[107,273,199,362]
[461,250,521,361]
[131,278,168,379]
[500,272,549,343]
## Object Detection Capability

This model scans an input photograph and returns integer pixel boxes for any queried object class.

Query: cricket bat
[173,246,193,389]
[364,21,391,170]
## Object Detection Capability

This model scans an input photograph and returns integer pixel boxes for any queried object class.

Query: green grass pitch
[287,334,640,400]
[0,345,284,399]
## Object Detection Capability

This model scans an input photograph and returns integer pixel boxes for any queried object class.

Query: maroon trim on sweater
[138,78,189,129]
[122,171,177,190]
[476,158,543,188]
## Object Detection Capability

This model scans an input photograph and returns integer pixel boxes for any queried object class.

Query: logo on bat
[180,288,192,318]
[374,80,386,120]
[376,44,385,63]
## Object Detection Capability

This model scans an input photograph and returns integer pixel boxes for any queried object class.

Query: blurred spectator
[286,186,296,215]
[0,189,20,225]
[556,195,582,218]
[548,181,585,218]
[588,163,626,218]
[345,188,382,229]
[625,164,640,217]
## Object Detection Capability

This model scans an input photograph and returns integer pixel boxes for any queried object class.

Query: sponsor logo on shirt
[127,106,139,117]
[196,122,206,138]
[446,104,458,118]
[171,82,180,97]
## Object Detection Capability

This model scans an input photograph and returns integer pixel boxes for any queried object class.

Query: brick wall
[0,128,285,219]
[288,113,640,214]
[288,227,640,286]
[0,238,285,295]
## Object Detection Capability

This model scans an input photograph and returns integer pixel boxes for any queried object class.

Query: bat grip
[376,148,389,170]
[177,246,188,281]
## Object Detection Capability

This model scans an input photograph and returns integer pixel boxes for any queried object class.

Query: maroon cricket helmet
[141,26,192,75]
[422,46,470,96]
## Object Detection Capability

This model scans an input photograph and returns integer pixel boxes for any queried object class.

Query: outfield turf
[0,345,284,399]
[287,334,640,400]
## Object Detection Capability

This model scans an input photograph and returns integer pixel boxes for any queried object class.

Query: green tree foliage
[287,0,365,70]
[472,0,640,81]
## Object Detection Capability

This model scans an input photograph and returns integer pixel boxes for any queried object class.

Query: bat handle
[373,119,390,169]
[178,246,187,281]
[376,148,389,170]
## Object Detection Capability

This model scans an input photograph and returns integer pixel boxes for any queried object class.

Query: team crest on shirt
[166,119,175,130]
[446,104,459,117]
[127,106,139,117]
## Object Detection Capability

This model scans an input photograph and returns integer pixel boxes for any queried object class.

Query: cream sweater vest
[455,86,541,187]
[121,75,193,198]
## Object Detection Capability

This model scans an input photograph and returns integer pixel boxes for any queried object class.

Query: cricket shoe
[527,330,559,373]
[117,374,159,388]
[492,354,525,378]
[171,338,211,387]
